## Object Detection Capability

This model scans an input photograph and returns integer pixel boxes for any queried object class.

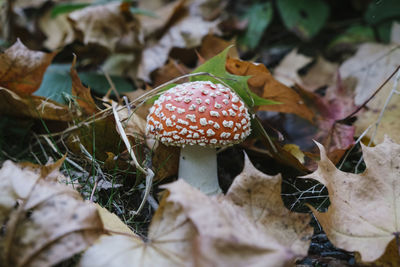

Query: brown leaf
[0,160,103,267]
[152,143,180,181]
[165,154,312,266]
[79,193,197,267]
[0,40,56,95]
[226,58,314,121]
[300,137,400,263]
[0,87,72,121]
[68,2,142,52]
[70,58,98,115]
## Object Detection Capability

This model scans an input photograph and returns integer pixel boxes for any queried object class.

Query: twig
[339,65,400,122]
[355,67,400,172]
[103,70,121,102]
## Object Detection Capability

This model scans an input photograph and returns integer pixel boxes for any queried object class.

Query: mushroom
[146,81,251,195]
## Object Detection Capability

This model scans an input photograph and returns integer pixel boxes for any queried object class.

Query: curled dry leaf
[0,40,56,95]
[70,58,98,115]
[300,137,400,263]
[79,194,197,267]
[165,154,312,267]
[0,160,103,267]
[226,58,314,121]
[68,2,143,52]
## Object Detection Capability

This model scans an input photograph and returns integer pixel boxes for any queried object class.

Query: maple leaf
[340,43,400,144]
[79,154,312,266]
[0,87,72,121]
[68,2,142,52]
[79,194,197,267]
[0,40,56,95]
[165,154,313,266]
[300,137,400,263]
[0,159,103,267]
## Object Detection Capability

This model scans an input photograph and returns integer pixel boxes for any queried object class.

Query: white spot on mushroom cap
[200,118,207,126]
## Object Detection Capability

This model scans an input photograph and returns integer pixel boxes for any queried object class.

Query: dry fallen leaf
[80,153,312,266]
[165,154,313,266]
[70,58,98,115]
[137,7,220,81]
[95,204,136,236]
[341,43,400,144]
[68,2,143,52]
[0,160,103,267]
[0,87,72,121]
[0,40,56,95]
[226,58,314,121]
[301,56,339,92]
[300,137,400,263]
[39,11,75,50]
[340,43,400,106]
[273,48,312,88]
[79,193,197,267]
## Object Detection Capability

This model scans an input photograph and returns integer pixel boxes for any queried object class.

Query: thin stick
[339,65,400,122]
[355,67,400,172]
[103,70,121,102]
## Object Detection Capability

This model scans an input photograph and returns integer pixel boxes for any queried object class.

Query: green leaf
[50,3,90,18]
[35,64,134,104]
[328,25,375,50]
[78,72,134,95]
[34,64,72,104]
[365,0,400,25]
[190,47,249,107]
[238,2,273,50]
[277,0,329,40]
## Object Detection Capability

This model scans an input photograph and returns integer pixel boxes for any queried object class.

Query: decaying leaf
[80,153,312,266]
[0,160,103,267]
[0,40,56,95]
[0,87,72,121]
[273,48,312,88]
[95,204,136,236]
[226,58,314,121]
[341,43,400,144]
[137,15,219,81]
[70,58,98,115]
[68,2,142,52]
[79,194,197,267]
[300,137,400,263]
[39,11,75,50]
[301,56,339,92]
[165,154,312,266]
[340,43,400,106]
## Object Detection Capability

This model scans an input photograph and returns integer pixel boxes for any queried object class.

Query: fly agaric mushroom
[146,81,251,195]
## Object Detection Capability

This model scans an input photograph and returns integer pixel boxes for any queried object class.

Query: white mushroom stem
[178,145,222,195]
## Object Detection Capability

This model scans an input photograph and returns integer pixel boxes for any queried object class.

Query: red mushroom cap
[146,81,251,147]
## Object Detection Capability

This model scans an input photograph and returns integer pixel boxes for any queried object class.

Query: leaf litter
[2,1,400,266]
